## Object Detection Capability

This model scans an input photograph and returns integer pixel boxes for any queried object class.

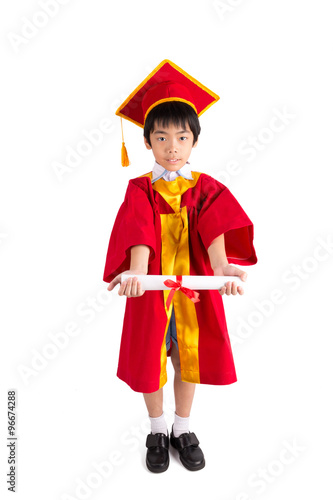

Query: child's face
[144,120,198,171]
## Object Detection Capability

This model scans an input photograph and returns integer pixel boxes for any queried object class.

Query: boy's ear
[192,137,199,148]
[144,137,152,150]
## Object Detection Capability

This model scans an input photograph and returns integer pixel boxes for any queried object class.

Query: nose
[167,136,178,153]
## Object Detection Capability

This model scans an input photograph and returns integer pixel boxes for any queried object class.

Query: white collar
[151,161,193,183]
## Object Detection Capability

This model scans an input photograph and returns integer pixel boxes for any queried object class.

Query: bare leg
[143,388,163,418]
[170,343,196,417]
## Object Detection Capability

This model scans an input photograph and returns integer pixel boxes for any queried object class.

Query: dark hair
[143,101,201,147]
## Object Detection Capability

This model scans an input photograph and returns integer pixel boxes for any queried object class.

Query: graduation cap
[115,59,220,166]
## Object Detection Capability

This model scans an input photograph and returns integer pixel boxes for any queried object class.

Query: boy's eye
[180,137,187,141]
[157,137,166,141]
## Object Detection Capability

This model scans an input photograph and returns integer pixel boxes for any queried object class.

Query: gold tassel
[120,117,130,167]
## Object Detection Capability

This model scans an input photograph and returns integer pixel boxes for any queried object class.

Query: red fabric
[142,82,195,118]
[103,172,257,393]
[103,181,157,282]
[117,60,219,127]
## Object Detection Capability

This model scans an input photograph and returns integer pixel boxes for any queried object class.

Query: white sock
[149,412,168,435]
[173,412,190,438]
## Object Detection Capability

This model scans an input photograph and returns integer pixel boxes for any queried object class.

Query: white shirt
[151,161,193,183]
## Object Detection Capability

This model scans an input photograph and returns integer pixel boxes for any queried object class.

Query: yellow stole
[140,171,202,387]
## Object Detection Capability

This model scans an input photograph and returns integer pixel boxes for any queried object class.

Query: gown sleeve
[197,176,257,265]
[102,180,156,282]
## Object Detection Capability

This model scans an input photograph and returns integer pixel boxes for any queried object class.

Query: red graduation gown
[103,171,257,393]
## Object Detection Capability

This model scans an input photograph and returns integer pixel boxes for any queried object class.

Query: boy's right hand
[107,270,147,298]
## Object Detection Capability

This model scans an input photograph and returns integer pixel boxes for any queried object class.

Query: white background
[1,0,332,499]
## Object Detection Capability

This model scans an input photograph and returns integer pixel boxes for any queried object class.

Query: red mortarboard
[115,59,220,166]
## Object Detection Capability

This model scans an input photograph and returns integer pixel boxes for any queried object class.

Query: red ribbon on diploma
[163,275,200,310]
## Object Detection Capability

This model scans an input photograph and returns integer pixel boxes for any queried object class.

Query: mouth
[166,158,180,164]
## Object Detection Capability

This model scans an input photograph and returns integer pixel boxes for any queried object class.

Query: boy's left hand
[214,263,247,296]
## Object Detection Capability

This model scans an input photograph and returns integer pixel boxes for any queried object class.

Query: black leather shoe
[170,427,205,471]
[145,433,169,473]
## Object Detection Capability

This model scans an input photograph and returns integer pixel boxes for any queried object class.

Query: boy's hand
[107,270,147,298]
[214,263,247,296]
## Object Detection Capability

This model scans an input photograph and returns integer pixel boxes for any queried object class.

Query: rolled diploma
[120,274,245,290]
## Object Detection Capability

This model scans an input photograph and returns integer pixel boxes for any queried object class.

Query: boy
[103,60,257,473]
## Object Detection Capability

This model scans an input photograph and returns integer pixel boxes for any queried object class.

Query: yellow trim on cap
[117,112,145,129]
[143,98,198,124]
[198,98,219,117]
[115,59,220,126]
